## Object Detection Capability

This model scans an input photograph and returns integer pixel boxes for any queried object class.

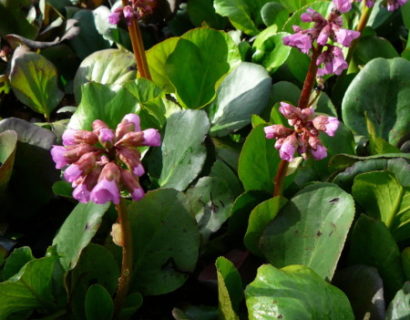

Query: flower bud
[62,129,98,146]
[142,129,161,146]
[90,162,121,204]
[121,169,145,201]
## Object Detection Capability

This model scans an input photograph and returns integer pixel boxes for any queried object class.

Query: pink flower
[283,31,313,54]
[90,163,121,205]
[317,46,348,76]
[277,134,298,161]
[142,129,161,146]
[334,28,360,47]
[62,129,97,146]
[311,144,328,160]
[51,146,69,169]
[387,0,408,10]
[108,10,122,25]
[333,0,354,12]
[64,152,96,183]
[121,169,145,201]
[123,114,141,131]
[73,184,91,203]
[264,125,293,139]
[313,115,340,136]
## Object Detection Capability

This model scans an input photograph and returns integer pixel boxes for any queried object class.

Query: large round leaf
[9,49,63,119]
[342,58,410,146]
[245,264,354,320]
[260,183,355,280]
[128,189,200,295]
[209,62,272,136]
[159,110,210,191]
[73,49,136,102]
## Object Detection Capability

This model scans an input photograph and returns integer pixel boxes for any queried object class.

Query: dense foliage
[0,0,410,319]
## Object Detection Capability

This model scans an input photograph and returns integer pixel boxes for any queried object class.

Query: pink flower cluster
[264,103,339,161]
[333,0,407,12]
[109,0,156,25]
[283,8,360,76]
[51,114,161,204]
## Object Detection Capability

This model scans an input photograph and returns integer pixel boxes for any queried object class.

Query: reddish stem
[113,199,133,317]
[122,0,152,80]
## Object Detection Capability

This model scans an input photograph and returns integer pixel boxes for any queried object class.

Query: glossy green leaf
[386,282,410,320]
[159,110,210,191]
[352,171,410,242]
[0,130,17,193]
[260,183,355,280]
[216,257,243,320]
[166,36,230,108]
[245,264,354,320]
[244,196,287,256]
[73,49,136,102]
[69,9,111,59]
[146,37,179,92]
[85,284,114,320]
[68,82,138,131]
[252,31,292,74]
[342,58,410,146]
[366,116,401,155]
[128,189,200,295]
[238,125,280,193]
[348,214,405,298]
[52,202,110,270]
[209,62,272,136]
[0,256,60,319]
[9,50,63,118]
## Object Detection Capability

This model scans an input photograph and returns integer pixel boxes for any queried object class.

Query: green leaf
[0,0,38,38]
[245,264,354,320]
[69,9,111,59]
[332,156,410,190]
[85,284,114,320]
[68,82,138,131]
[73,49,136,102]
[70,244,119,319]
[147,28,240,95]
[216,257,243,320]
[159,110,210,191]
[187,0,227,29]
[214,0,270,35]
[209,62,272,136]
[333,266,385,320]
[260,183,355,280]
[366,115,401,154]
[238,125,280,193]
[0,130,17,193]
[252,31,292,74]
[260,2,288,28]
[166,35,230,109]
[386,282,410,320]
[9,50,63,119]
[348,214,405,298]
[52,202,110,270]
[244,196,287,256]
[128,189,200,295]
[0,256,60,319]
[353,35,399,66]
[342,58,410,146]
[1,247,34,280]
[352,171,410,242]
[146,37,180,93]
